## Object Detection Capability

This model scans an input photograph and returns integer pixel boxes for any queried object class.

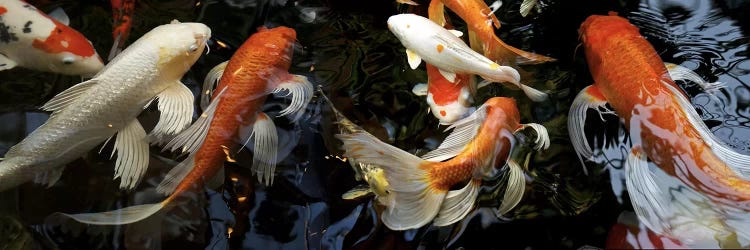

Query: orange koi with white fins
[428,0,555,65]
[58,26,313,225]
[0,0,104,76]
[337,97,549,230]
[570,13,750,240]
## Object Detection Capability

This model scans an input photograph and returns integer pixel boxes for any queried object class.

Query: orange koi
[108,0,136,60]
[428,0,555,64]
[570,13,750,240]
[337,97,549,230]
[60,26,313,225]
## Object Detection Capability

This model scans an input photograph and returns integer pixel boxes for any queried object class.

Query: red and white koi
[108,0,136,60]
[412,64,474,124]
[59,26,313,225]
[0,0,103,76]
[387,13,547,102]
[337,97,549,230]
[0,20,210,191]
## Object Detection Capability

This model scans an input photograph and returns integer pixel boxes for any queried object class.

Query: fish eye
[188,44,199,52]
[62,57,75,65]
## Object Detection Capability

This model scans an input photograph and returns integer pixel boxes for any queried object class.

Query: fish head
[484,97,519,122]
[143,21,211,78]
[579,13,639,53]
[387,14,430,44]
[251,26,297,68]
[35,20,105,76]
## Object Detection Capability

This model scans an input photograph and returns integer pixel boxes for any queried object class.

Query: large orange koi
[570,13,750,242]
[59,26,313,225]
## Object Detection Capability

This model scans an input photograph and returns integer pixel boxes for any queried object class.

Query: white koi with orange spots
[387,14,547,101]
[0,0,104,76]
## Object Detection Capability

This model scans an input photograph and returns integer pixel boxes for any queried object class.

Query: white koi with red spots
[0,0,103,76]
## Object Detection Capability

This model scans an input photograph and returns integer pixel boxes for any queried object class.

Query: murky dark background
[0,0,748,249]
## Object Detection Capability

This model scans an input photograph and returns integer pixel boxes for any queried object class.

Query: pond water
[0,0,748,249]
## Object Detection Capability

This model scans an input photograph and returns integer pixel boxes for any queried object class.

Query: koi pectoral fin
[149,81,195,144]
[112,119,149,190]
[495,160,525,216]
[665,62,725,94]
[411,83,428,96]
[421,105,487,162]
[433,179,480,226]
[249,112,279,186]
[201,61,228,111]
[625,146,672,236]
[272,74,314,121]
[163,87,226,154]
[568,85,612,165]
[40,79,97,116]
[0,54,18,71]
[515,123,550,151]
[405,49,422,69]
[438,68,457,83]
[342,185,374,200]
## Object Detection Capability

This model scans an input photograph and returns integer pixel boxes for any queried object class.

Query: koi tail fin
[469,30,556,65]
[336,131,446,230]
[56,198,172,225]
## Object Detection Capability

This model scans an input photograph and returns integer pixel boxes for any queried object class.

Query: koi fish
[0,0,103,76]
[570,13,750,239]
[59,26,313,225]
[427,0,555,65]
[108,0,136,60]
[337,97,549,230]
[412,64,474,124]
[0,20,210,191]
[387,13,548,102]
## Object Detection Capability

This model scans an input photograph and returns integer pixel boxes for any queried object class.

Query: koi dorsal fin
[41,79,97,116]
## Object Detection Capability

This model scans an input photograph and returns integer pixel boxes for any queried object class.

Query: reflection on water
[0,0,748,249]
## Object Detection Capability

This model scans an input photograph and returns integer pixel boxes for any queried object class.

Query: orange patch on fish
[0,7,7,15]
[440,110,446,117]
[32,21,96,57]
[436,44,444,53]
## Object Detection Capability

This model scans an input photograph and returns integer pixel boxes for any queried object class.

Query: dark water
[0,0,748,249]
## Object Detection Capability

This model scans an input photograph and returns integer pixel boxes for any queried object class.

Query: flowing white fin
[661,80,750,177]
[495,160,526,216]
[412,83,428,96]
[568,85,612,164]
[0,54,18,71]
[520,0,538,17]
[48,7,70,26]
[516,123,550,151]
[149,82,195,144]
[438,68,457,83]
[477,79,548,102]
[33,168,63,188]
[163,87,226,154]
[41,80,97,115]
[665,63,725,93]
[433,180,480,226]
[625,146,671,235]
[405,49,422,69]
[421,105,487,161]
[112,119,149,190]
[58,200,169,225]
[336,131,444,230]
[108,33,123,61]
[200,61,228,110]
[272,75,314,121]
[249,112,279,186]
[156,154,196,195]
